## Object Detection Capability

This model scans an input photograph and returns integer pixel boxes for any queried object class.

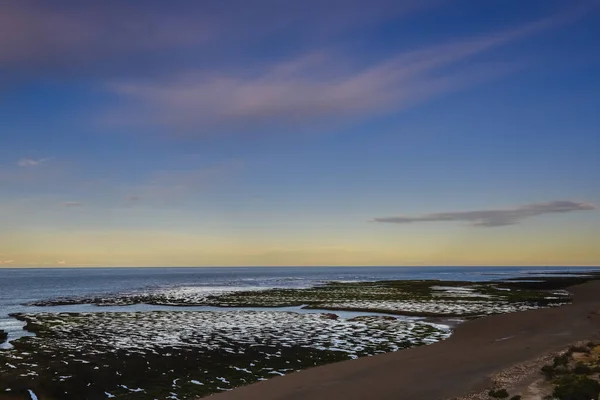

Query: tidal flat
[29,277,577,317]
[0,311,449,399]
[1,275,592,399]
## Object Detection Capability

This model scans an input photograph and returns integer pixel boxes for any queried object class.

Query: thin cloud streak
[374,201,596,227]
[0,0,428,79]
[0,2,215,66]
[61,201,84,207]
[103,15,566,133]
[17,157,53,167]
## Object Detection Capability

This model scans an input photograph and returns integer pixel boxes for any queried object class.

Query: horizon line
[1,265,599,269]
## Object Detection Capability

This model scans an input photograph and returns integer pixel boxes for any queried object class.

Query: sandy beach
[209,280,600,400]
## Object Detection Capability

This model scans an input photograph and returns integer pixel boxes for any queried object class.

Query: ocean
[1,266,598,347]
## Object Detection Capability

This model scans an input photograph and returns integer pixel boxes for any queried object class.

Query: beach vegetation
[541,365,557,380]
[569,345,591,354]
[573,362,592,375]
[488,388,509,398]
[553,354,570,367]
[552,375,600,400]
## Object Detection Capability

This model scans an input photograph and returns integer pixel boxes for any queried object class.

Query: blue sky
[1,0,599,266]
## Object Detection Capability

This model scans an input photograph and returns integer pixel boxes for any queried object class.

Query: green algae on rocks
[29,278,576,317]
[0,311,450,399]
[208,279,572,316]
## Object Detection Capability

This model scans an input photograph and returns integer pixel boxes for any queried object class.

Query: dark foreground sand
[209,280,600,400]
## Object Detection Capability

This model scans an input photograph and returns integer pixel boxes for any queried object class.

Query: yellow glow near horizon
[1,228,599,267]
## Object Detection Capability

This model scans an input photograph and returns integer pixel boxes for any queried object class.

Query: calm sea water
[1,266,598,346]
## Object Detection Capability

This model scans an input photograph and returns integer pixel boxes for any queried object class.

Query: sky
[1,0,599,267]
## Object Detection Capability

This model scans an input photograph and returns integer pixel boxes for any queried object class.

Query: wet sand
[209,280,600,400]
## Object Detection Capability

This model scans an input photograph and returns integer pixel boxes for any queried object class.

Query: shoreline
[3,275,575,347]
[207,279,600,400]
[0,272,596,399]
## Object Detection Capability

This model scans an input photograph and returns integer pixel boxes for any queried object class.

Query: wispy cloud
[373,200,596,227]
[0,0,426,80]
[103,15,566,133]
[61,201,84,207]
[0,157,63,185]
[0,2,214,69]
[2,1,589,134]
[17,157,53,167]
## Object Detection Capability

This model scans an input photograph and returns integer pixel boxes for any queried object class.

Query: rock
[347,316,397,322]
[0,330,7,344]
